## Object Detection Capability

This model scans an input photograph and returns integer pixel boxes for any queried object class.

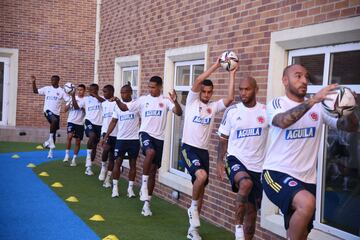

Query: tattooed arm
[273,84,337,129]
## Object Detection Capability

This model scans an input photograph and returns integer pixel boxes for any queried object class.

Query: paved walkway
[0,150,99,240]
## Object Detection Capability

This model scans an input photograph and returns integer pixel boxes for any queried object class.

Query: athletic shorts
[101,133,117,150]
[114,139,140,159]
[225,155,262,209]
[139,132,164,168]
[67,122,84,140]
[262,170,316,232]
[180,143,209,186]
[84,119,101,138]
[44,110,60,130]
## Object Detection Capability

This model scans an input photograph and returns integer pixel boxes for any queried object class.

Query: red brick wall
[97,0,359,238]
[0,0,96,128]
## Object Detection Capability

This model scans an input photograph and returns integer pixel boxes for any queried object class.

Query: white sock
[142,175,149,188]
[86,149,92,159]
[48,149,53,154]
[191,200,198,208]
[49,133,54,141]
[72,155,77,160]
[105,171,112,182]
[235,224,243,231]
[65,149,70,155]
[148,195,152,202]
[85,150,92,167]
[113,179,118,186]
[128,181,134,188]
[144,200,150,207]
[101,161,107,167]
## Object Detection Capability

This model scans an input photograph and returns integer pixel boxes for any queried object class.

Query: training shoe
[187,227,202,240]
[103,180,111,188]
[70,159,77,167]
[43,140,50,149]
[112,187,119,198]
[139,187,149,201]
[98,167,107,181]
[48,142,55,149]
[188,207,201,228]
[47,150,53,159]
[127,188,136,198]
[63,155,70,163]
[85,167,94,176]
[141,202,152,216]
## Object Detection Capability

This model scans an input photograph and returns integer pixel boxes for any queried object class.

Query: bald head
[283,64,307,78]
[239,76,258,107]
[240,76,258,89]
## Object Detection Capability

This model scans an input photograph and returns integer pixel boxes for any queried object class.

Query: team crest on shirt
[231,164,240,172]
[309,112,318,121]
[288,180,298,187]
[56,92,60,96]
[257,116,265,124]
[192,159,201,166]
[206,108,212,114]
[159,102,164,108]
[143,139,150,146]
[145,102,149,108]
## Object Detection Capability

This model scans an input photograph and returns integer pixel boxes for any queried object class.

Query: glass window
[289,42,360,239]
[170,61,204,178]
[122,67,139,98]
[0,62,3,121]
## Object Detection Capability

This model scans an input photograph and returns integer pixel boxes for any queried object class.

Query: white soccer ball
[64,82,75,94]
[321,86,357,118]
[220,50,239,71]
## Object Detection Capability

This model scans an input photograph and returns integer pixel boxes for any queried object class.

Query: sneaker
[139,187,149,201]
[85,167,94,176]
[103,181,111,188]
[98,167,107,181]
[63,155,70,163]
[48,141,56,149]
[141,201,152,216]
[187,227,202,240]
[127,188,136,198]
[188,207,200,228]
[70,159,77,167]
[112,187,119,198]
[47,150,53,159]
[235,226,245,240]
[43,140,50,149]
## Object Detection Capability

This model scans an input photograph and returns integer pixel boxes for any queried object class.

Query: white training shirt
[182,90,226,150]
[263,95,338,184]
[127,94,175,140]
[66,96,86,125]
[112,100,140,140]
[218,102,269,172]
[101,100,118,137]
[79,96,103,126]
[38,86,68,115]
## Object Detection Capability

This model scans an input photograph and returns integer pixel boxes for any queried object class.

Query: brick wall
[0,0,96,128]
[97,0,359,238]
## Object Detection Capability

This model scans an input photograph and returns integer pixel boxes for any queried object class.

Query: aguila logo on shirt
[159,102,164,108]
[288,180,298,187]
[309,112,318,121]
[193,116,211,125]
[236,128,262,138]
[257,116,265,124]
[285,127,316,140]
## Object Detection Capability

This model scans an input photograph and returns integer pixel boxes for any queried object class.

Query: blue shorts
[180,143,209,186]
[84,119,101,138]
[67,122,84,140]
[139,132,164,168]
[262,170,316,231]
[114,139,140,159]
[101,133,117,150]
[225,155,262,209]
[44,110,60,130]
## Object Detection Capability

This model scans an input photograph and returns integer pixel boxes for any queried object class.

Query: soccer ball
[64,82,75,94]
[321,86,357,118]
[220,50,239,71]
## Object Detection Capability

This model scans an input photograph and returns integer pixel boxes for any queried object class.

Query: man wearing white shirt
[115,76,182,216]
[31,75,69,158]
[262,64,358,240]
[101,84,140,198]
[63,84,86,166]
[180,59,236,240]
[217,77,268,240]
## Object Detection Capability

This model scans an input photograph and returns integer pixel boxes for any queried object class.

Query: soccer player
[115,76,182,216]
[78,83,105,175]
[63,84,86,166]
[262,64,359,240]
[101,84,140,198]
[98,85,118,188]
[180,58,237,240]
[217,77,268,240]
[31,75,69,158]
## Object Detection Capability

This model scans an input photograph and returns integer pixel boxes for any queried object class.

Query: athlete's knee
[145,148,156,158]
[293,192,315,218]
[238,178,253,192]
[195,169,208,184]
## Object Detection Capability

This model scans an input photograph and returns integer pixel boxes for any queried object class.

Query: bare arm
[216,134,229,181]
[113,97,129,111]
[273,84,338,129]
[168,90,182,116]
[222,63,238,107]
[191,59,221,93]
[31,75,38,94]
[99,118,118,146]
[70,91,79,110]
[90,93,105,102]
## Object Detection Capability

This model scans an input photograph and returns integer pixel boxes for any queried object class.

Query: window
[262,17,360,240]
[122,66,139,98]
[289,43,360,239]
[170,60,204,179]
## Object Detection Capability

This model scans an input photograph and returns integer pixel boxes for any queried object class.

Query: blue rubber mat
[0,150,99,240]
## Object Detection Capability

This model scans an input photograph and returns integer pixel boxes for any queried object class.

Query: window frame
[121,66,139,98]
[0,57,9,125]
[261,16,360,240]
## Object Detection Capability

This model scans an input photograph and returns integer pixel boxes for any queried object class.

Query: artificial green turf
[34,158,234,240]
[0,141,87,153]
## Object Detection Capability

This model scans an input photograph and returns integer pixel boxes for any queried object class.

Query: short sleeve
[63,92,71,102]
[214,99,226,114]
[267,98,286,126]
[112,106,120,119]
[165,97,175,111]
[127,98,141,112]
[78,97,86,108]
[218,107,233,137]
[186,90,199,105]
[37,86,48,95]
